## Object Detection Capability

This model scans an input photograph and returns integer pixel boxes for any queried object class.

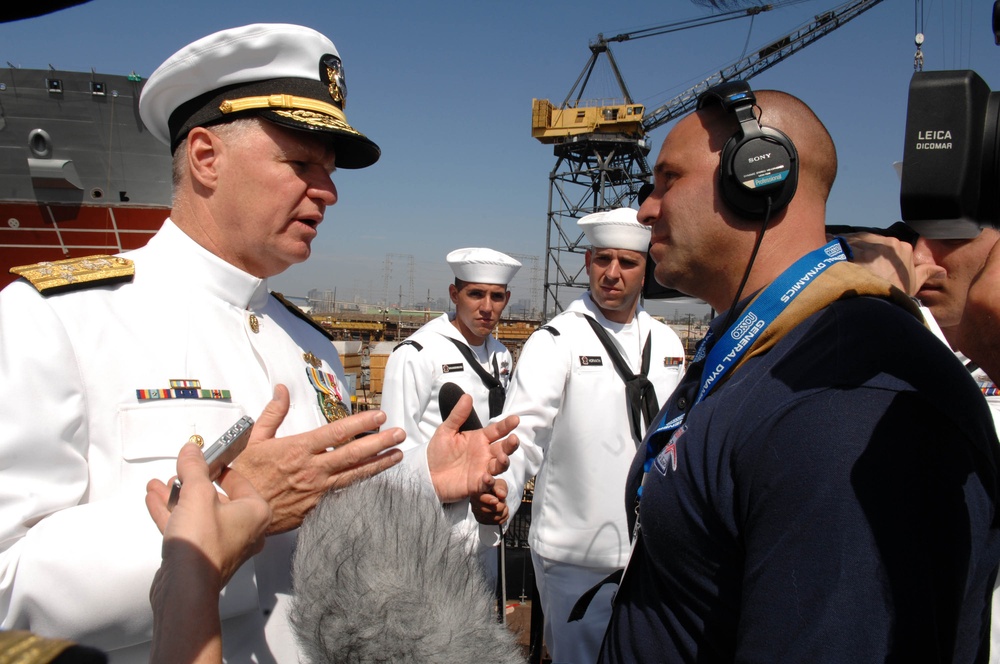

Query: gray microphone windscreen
[290,474,524,663]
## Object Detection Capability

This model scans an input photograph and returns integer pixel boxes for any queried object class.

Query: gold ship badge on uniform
[305,361,349,423]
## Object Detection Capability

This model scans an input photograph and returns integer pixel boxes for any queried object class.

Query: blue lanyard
[644,238,850,466]
[695,238,849,404]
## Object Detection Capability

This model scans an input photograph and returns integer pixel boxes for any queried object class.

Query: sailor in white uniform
[0,24,518,663]
[491,209,686,664]
[381,247,520,576]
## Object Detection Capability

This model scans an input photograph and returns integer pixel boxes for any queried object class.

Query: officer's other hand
[426,393,519,504]
[959,241,1000,382]
[471,477,510,526]
[232,384,404,534]
[834,231,944,296]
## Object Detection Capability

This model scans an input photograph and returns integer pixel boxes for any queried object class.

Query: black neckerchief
[583,315,656,445]
[443,336,505,418]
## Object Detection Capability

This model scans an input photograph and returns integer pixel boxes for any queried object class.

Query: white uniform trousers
[531,551,617,664]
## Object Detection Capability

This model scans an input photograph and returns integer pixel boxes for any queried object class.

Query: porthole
[28,129,52,158]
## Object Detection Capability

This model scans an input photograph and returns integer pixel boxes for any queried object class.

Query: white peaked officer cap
[447,248,521,286]
[139,23,380,168]
[578,208,651,252]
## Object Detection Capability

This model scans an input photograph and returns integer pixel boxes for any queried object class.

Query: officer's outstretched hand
[471,476,510,526]
[427,393,519,503]
[232,384,404,534]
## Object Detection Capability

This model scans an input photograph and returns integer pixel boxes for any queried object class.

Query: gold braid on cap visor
[219,94,362,136]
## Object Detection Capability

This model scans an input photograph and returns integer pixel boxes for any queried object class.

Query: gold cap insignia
[321,53,346,108]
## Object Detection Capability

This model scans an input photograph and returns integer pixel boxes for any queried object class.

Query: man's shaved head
[699,89,837,205]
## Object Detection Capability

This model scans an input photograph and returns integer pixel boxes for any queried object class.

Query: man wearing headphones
[597,83,1000,662]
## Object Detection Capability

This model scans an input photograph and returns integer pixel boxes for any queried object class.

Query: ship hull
[0,67,173,289]
[1,201,167,277]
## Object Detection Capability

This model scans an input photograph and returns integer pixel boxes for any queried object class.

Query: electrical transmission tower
[509,253,543,319]
[383,253,414,308]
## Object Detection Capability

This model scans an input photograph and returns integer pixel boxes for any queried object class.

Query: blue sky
[2,0,997,318]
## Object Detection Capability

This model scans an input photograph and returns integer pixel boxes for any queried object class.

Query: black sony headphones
[696,80,798,219]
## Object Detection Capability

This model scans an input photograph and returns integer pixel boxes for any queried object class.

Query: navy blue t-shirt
[600,296,1000,663]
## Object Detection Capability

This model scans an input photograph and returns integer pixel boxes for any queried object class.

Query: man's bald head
[639,87,838,309]
[699,90,838,208]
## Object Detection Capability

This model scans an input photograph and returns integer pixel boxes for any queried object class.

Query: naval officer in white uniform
[484,208,686,664]
[381,247,520,575]
[0,23,519,663]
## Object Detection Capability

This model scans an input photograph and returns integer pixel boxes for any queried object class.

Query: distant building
[308,289,337,314]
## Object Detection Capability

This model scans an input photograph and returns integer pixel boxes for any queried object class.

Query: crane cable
[603,0,807,45]
[737,12,757,62]
[917,0,977,71]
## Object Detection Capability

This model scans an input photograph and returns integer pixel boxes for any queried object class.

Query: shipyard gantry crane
[535,0,887,317]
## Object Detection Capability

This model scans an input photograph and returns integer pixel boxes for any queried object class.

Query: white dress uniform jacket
[501,293,685,567]
[380,313,512,568]
[0,219,348,663]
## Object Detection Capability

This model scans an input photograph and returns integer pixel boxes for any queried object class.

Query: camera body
[900,69,1000,238]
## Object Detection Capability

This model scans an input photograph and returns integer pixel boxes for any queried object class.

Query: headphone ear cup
[719,128,799,219]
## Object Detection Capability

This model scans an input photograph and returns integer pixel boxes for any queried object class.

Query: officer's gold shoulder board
[0,629,91,663]
[9,255,134,296]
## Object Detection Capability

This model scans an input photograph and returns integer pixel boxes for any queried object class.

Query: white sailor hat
[578,208,650,252]
[446,248,521,286]
[139,23,380,168]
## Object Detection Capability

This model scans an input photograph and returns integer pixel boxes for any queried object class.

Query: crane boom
[641,0,886,133]
[532,5,781,145]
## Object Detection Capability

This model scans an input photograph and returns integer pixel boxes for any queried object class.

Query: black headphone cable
[720,196,773,333]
